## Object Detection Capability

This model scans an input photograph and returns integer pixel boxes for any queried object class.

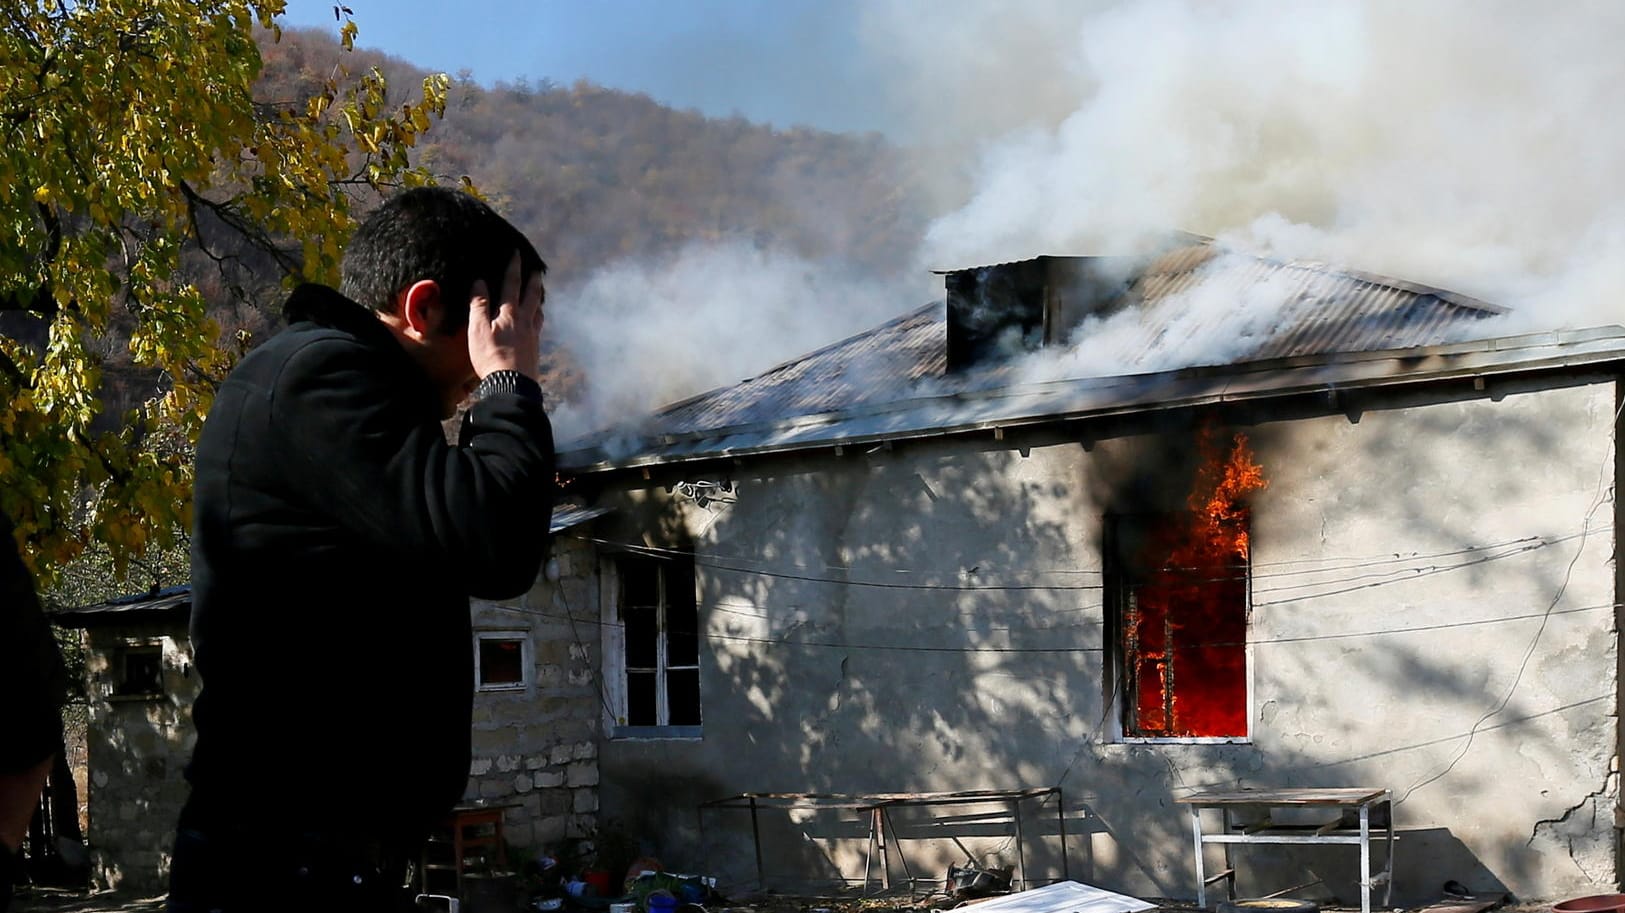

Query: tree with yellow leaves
[1,1,451,578]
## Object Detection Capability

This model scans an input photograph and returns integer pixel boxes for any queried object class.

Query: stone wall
[72,535,604,889]
[465,535,603,863]
[82,621,197,892]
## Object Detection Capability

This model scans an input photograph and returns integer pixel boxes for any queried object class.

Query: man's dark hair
[340,186,546,334]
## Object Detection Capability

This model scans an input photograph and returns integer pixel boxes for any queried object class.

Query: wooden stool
[422,804,508,895]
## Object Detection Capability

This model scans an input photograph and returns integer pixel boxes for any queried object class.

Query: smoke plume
[547,243,926,441]
[554,2,1625,439]
[865,0,1625,334]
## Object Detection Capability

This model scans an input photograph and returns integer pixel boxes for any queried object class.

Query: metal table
[699,788,1067,894]
[1175,787,1393,913]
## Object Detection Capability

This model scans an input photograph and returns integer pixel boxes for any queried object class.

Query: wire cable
[1394,394,1625,806]
[566,526,1600,595]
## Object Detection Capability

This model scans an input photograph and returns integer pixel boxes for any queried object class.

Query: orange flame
[1124,424,1267,737]
[1186,427,1268,562]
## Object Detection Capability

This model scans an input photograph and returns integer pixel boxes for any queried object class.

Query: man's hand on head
[468,251,545,382]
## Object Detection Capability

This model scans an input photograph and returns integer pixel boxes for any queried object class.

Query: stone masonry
[82,622,198,892]
[465,536,602,862]
[70,534,602,891]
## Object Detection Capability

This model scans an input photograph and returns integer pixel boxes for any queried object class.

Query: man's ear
[397,280,443,339]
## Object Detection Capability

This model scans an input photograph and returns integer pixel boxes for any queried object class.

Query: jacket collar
[282,283,397,347]
[281,284,438,407]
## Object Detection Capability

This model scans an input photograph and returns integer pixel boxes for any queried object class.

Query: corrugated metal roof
[1113,243,1505,364]
[557,240,1604,474]
[53,585,191,625]
[645,305,945,436]
[550,503,612,533]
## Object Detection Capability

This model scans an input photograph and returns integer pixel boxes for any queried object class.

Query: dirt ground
[11,887,165,913]
[7,887,1552,913]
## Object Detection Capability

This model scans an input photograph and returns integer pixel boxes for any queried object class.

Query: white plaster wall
[595,376,1619,903]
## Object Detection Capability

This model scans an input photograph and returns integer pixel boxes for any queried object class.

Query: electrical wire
[555,576,619,728]
[565,525,1603,595]
[488,599,1614,656]
[1393,395,1624,805]
[567,529,1601,582]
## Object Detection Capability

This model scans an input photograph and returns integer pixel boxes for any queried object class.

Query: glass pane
[479,638,524,686]
[627,671,657,726]
[624,605,658,668]
[667,600,699,668]
[117,649,164,696]
[620,557,659,608]
[667,669,701,726]
[1118,510,1249,738]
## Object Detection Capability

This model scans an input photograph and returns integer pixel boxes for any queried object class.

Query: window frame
[473,629,532,693]
[108,640,166,702]
[600,551,703,740]
[1104,512,1254,744]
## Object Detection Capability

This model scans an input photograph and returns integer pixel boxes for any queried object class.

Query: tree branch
[177,180,303,276]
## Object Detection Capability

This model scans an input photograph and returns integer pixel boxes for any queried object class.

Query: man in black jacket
[168,188,555,912]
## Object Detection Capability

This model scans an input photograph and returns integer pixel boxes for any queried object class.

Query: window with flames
[1109,430,1265,740]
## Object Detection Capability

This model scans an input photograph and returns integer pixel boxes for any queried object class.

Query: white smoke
[547,243,927,442]
[554,2,1625,442]
[863,0,1625,334]
[1019,253,1306,383]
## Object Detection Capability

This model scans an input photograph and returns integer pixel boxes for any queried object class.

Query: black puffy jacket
[184,283,554,837]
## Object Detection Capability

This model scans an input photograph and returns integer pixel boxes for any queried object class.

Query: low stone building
[463,505,609,857]
[53,507,604,893]
[545,238,1625,903]
[52,587,195,891]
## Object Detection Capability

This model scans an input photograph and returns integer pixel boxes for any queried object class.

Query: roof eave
[556,326,1625,476]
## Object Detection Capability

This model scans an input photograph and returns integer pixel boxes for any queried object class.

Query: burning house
[544,235,1625,903]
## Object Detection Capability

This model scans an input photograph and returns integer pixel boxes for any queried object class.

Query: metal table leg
[1359,804,1371,913]
[1190,804,1208,909]
[1056,788,1070,881]
[1014,798,1027,889]
[1383,796,1395,908]
[749,797,764,891]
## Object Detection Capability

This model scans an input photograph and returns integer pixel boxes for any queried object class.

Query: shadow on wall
[83,629,195,892]
[591,375,1617,904]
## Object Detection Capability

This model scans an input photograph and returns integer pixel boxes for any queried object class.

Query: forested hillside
[71,22,930,436]
[236,27,928,406]
[259,27,922,285]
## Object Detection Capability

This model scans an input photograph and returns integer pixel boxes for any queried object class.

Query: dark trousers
[166,823,421,913]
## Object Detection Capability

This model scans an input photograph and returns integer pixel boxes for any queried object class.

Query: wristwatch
[476,369,542,402]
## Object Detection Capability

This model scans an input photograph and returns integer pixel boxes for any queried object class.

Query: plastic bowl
[1555,895,1625,913]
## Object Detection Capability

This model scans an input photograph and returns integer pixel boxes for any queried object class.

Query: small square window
[475,632,529,692]
[112,645,164,699]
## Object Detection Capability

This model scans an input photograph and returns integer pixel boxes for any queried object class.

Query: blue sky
[276,0,892,135]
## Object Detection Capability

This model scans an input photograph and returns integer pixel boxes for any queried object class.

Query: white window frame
[474,629,531,693]
[600,554,702,739]
[1104,513,1254,745]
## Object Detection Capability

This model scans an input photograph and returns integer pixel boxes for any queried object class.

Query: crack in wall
[1528,770,1618,883]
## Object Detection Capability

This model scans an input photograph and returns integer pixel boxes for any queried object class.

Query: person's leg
[0,754,52,913]
[0,756,51,852]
